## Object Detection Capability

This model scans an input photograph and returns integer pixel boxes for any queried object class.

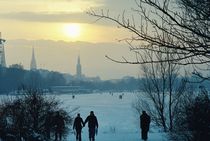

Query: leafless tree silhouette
[88,0,210,78]
[133,48,188,131]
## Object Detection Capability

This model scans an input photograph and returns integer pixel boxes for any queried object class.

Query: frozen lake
[55,92,167,141]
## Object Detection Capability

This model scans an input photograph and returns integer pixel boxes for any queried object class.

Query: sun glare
[63,24,81,39]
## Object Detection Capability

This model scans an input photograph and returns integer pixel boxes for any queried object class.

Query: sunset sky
[0,0,139,80]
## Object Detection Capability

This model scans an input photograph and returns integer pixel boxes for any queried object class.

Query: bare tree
[87,0,210,78]
[87,0,210,135]
[133,48,188,132]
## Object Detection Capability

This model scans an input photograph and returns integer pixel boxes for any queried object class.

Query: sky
[0,0,140,80]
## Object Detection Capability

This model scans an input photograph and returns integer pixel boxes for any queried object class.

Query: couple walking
[73,111,98,141]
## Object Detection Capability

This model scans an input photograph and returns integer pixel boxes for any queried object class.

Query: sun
[63,24,81,39]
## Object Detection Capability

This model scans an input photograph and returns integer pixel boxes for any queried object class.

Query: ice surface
[56,92,167,141]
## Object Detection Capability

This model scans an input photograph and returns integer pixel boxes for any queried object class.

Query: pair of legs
[89,128,95,141]
[141,129,148,141]
[55,131,62,141]
[76,129,82,141]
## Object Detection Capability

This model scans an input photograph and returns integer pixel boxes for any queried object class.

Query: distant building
[30,48,37,70]
[0,32,6,67]
[76,55,82,79]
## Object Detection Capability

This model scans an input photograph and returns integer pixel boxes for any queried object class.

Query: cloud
[0,11,119,27]
[0,0,136,26]
[0,11,95,23]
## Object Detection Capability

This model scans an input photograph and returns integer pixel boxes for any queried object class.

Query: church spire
[30,47,37,70]
[76,55,82,79]
[0,32,6,67]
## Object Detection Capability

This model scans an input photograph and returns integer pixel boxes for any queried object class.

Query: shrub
[171,89,210,141]
[0,88,73,141]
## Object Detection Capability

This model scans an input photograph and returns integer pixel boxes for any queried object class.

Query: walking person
[73,113,84,141]
[54,111,65,141]
[84,111,98,141]
[140,111,151,141]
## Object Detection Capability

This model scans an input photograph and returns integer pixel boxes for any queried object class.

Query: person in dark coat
[140,111,151,141]
[45,111,53,140]
[73,113,84,141]
[54,111,65,141]
[84,111,98,141]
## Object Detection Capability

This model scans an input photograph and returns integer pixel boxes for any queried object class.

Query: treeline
[1,66,209,94]
[1,66,207,94]
[0,66,141,94]
[69,77,140,92]
[0,66,66,94]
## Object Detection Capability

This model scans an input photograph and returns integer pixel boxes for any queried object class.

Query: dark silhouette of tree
[0,66,26,93]
[88,1,210,137]
[87,0,210,79]
[172,86,210,141]
[0,67,68,94]
[0,87,74,141]
[133,49,188,132]
[9,64,24,70]
[24,70,45,89]
[46,71,66,86]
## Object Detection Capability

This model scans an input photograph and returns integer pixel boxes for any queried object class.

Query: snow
[56,92,167,141]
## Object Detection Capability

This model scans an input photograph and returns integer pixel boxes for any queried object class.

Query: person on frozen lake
[73,113,84,141]
[84,111,98,141]
[140,111,151,141]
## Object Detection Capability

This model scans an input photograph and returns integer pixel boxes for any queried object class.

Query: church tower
[76,55,82,79]
[0,32,6,67]
[30,48,37,70]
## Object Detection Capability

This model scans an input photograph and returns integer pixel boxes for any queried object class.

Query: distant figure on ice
[84,111,99,141]
[73,113,84,141]
[140,111,151,141]
[54,111,65,141]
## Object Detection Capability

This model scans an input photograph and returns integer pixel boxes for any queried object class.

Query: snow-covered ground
[55,92,167,141]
